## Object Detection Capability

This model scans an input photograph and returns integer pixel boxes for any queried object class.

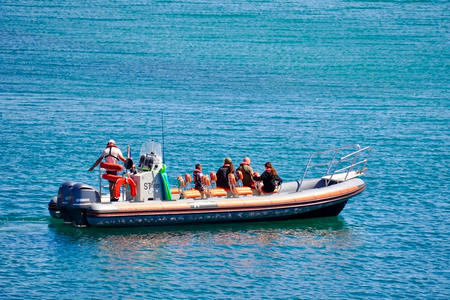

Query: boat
[48,141,371,227]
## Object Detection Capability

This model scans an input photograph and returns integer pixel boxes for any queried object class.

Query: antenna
[161,111,165,164]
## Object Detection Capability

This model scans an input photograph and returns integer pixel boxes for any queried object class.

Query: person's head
[107,139,116,146]
[195,163,202,171]
[224,158,234,172]
[243,157,251,164]
[265,162,277,176]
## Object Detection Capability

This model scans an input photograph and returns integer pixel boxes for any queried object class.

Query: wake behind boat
[48,141,370,227]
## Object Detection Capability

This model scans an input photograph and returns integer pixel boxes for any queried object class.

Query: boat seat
[102,174,122,182]
[235,186,253,196]
[183,189,202,199]
[171,187,181,195]
[209,188,227,197]
[183,187,253,198]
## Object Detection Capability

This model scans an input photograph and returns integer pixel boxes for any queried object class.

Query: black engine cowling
[54,182,100,227]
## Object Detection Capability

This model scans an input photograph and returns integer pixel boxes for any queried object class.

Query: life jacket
[238,162,254,187]
[104,145,119,164]
[193,169,202,187]
[216,164,230,188]
[239,162,252,174]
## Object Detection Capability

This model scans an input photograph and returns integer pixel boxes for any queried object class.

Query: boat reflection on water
[48,216,356,257]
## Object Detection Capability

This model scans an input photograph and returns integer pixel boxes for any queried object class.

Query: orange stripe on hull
[115,202,192,211]
[88,186,364,218]
[93,184,365,217]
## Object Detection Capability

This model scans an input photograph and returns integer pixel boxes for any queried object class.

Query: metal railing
[297,144,371,191]
[99,167,103,195]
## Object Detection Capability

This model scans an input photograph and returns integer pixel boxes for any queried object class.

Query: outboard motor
[65,183,100,227]
[51,181,76,221]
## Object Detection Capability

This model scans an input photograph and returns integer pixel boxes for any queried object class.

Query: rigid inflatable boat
[48,141,370,227]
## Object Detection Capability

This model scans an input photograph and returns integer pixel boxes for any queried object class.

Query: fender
[114,177,137,198]
[209,172,217,182]
[184,173,192,183]
[228,173,237,185]
[177,176,186,188]
[202,175,211,186]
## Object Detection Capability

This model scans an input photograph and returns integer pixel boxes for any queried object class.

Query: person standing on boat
[193,163,207,198]
[253,162,282,193]
[216,157,236,189]
[88,139,126,201]
[237,157,255,188]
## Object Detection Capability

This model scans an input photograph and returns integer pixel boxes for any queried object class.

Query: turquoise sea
[1,0,449,298]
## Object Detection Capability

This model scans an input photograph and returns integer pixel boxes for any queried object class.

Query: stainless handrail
[99,167,102,195]
[297,144,371,191]
[340,146,371,161]
[334,159,369,173]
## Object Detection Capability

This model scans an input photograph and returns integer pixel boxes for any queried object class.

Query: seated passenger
[253,162,282,193]
[216,157,236,189]
[193,163,207,198]
[237,157,255,188]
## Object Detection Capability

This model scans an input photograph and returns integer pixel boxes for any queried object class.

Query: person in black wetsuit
[216,157,235,189]
[193,163,207,198]
[253,162,282,193]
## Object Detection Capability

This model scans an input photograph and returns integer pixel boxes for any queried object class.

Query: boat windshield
[140,140,162,158]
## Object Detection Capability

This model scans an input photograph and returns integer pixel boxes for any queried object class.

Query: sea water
[0,0,449,298]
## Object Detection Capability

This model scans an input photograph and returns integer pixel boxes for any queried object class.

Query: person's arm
[118,153,126,163]
[261,171,270,181]
[247,166,256,182]
[252,171,262,181]
[89,155,103,171]
[274,175,282,185]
